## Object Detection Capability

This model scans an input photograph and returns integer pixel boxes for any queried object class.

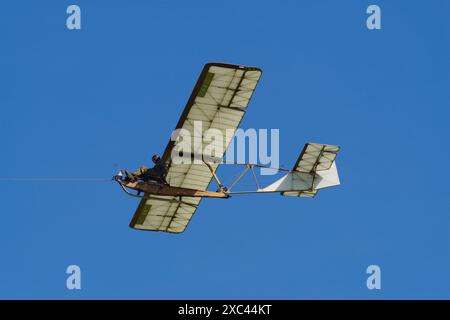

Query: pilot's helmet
[152,154,161,163]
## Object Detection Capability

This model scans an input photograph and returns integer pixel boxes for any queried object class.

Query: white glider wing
[130,63,262,233]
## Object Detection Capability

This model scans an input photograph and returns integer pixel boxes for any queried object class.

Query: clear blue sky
[1,0,449,299]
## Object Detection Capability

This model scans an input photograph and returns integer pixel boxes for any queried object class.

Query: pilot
[125,154,167,184]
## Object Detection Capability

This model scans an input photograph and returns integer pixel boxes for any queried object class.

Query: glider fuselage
[121,180,229,198]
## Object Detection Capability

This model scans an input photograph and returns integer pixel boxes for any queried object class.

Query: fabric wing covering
[130,63,262,233]
[281,143,340,198]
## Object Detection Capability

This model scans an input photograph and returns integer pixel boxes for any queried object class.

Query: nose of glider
[112,170,124,182]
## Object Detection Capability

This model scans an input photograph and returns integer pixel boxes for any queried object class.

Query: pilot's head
[152,154,161,164]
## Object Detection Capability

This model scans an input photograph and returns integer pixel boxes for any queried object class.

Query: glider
[114,63,341,233]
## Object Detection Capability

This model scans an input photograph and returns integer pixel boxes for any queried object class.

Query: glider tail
[259,143,340,197]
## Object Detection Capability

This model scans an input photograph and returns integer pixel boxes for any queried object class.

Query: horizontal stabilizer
[292,143,340,173]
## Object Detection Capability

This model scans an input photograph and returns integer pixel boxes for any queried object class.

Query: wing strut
[203,160,227,192]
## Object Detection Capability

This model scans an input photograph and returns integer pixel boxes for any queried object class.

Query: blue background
[1,0,449,299]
